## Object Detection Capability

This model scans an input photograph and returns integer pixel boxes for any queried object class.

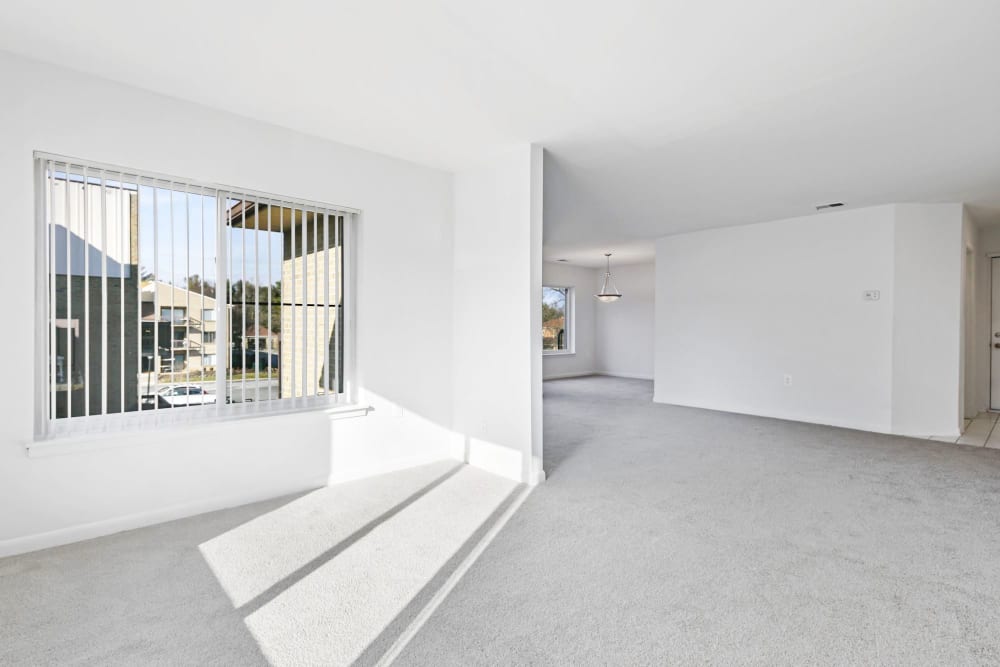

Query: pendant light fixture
[595,252,623,302]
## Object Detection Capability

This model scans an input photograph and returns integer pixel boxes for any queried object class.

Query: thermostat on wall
[863,290,880,301]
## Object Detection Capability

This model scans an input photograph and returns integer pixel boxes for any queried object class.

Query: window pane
[49,165,140,418]
[45,163,223,420]
[224,201,342,405]
[42,155,349,435]
[542,286,568,351]
[137,183,218,410]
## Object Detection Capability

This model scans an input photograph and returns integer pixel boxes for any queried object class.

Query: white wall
[595,262,655,380]
[655,204,965,436]
[890,204,965,434]
[452,146,543,484]
[542,262,597,379]
[0,52,460,555]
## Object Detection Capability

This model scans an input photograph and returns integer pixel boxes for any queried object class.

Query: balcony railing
[169,316,203,330]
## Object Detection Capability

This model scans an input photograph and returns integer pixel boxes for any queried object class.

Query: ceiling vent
[815,202,845,211]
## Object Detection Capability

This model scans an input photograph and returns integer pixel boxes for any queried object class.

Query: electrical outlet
[783,374,793,386]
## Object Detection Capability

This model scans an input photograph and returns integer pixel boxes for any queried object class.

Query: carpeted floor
[5,376,1000,665]
[396,376,1000,665]
[0,461,521,666]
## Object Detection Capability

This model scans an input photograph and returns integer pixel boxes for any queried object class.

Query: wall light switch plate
[863,290,880,301]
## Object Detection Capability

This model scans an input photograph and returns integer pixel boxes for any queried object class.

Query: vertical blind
[36,155,351,439]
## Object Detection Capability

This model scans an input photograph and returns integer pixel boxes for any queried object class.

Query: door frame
[988,254,1000,412]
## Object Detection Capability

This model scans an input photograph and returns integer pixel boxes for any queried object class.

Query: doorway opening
[990,256,1000,411]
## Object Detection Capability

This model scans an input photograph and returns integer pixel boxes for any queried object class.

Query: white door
[991,257,1000,410]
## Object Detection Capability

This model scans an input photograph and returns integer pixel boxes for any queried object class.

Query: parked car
[157,385,217,407]
[140,393,174,410]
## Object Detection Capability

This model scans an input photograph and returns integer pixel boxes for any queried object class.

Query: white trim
[651,395,893,435]
[33,150,360,215]
[543,371,654,381]
[543,371,598,380]
[0,476,329,558]
[33,160,48,438]
[26,404,371,458]
[342,213,358,403]
[595,371,654,381]
[465,439,524,482]
[542,350,575,357]
[529,457,546,486]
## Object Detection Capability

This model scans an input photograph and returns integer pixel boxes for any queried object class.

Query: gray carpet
[0,461,520,666]
[6,376,1000,665]
[397,376,1000,665]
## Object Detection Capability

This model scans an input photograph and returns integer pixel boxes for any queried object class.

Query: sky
[137,185,284,288]
[542,286,566,311]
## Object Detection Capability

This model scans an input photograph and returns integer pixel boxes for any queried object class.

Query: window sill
[25,404,371,459]
[543,350,576,357]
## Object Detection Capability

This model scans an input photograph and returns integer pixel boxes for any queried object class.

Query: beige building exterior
[228,202,343,398]
[141,281,218,374]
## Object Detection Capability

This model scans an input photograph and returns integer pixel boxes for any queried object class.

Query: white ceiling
[3,0,1000,266]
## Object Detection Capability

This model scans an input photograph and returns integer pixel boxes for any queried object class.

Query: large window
[35,154,353,438]
[542,286,572,353]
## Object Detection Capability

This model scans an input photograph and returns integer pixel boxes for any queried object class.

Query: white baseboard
[2,451,467,558]
[594,371,654,381]
[543,371,598,380]
[464,438,524,483]
[651,394,893,435]
[543,371,654,381]
[0,476,329,559]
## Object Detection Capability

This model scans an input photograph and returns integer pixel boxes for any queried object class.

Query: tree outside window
[542,286,569,352]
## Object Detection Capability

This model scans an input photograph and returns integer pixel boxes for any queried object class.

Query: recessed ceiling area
[3,0,999,255]
[542,238,655,268]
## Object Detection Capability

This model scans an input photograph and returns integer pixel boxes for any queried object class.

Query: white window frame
[542,285,574,356]
[32,152,361,443]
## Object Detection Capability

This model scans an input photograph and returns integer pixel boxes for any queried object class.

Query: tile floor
[927,412,1000,448]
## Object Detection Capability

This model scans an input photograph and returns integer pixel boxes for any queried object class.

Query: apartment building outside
[140,281,218,374]
[227,202,343,398]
